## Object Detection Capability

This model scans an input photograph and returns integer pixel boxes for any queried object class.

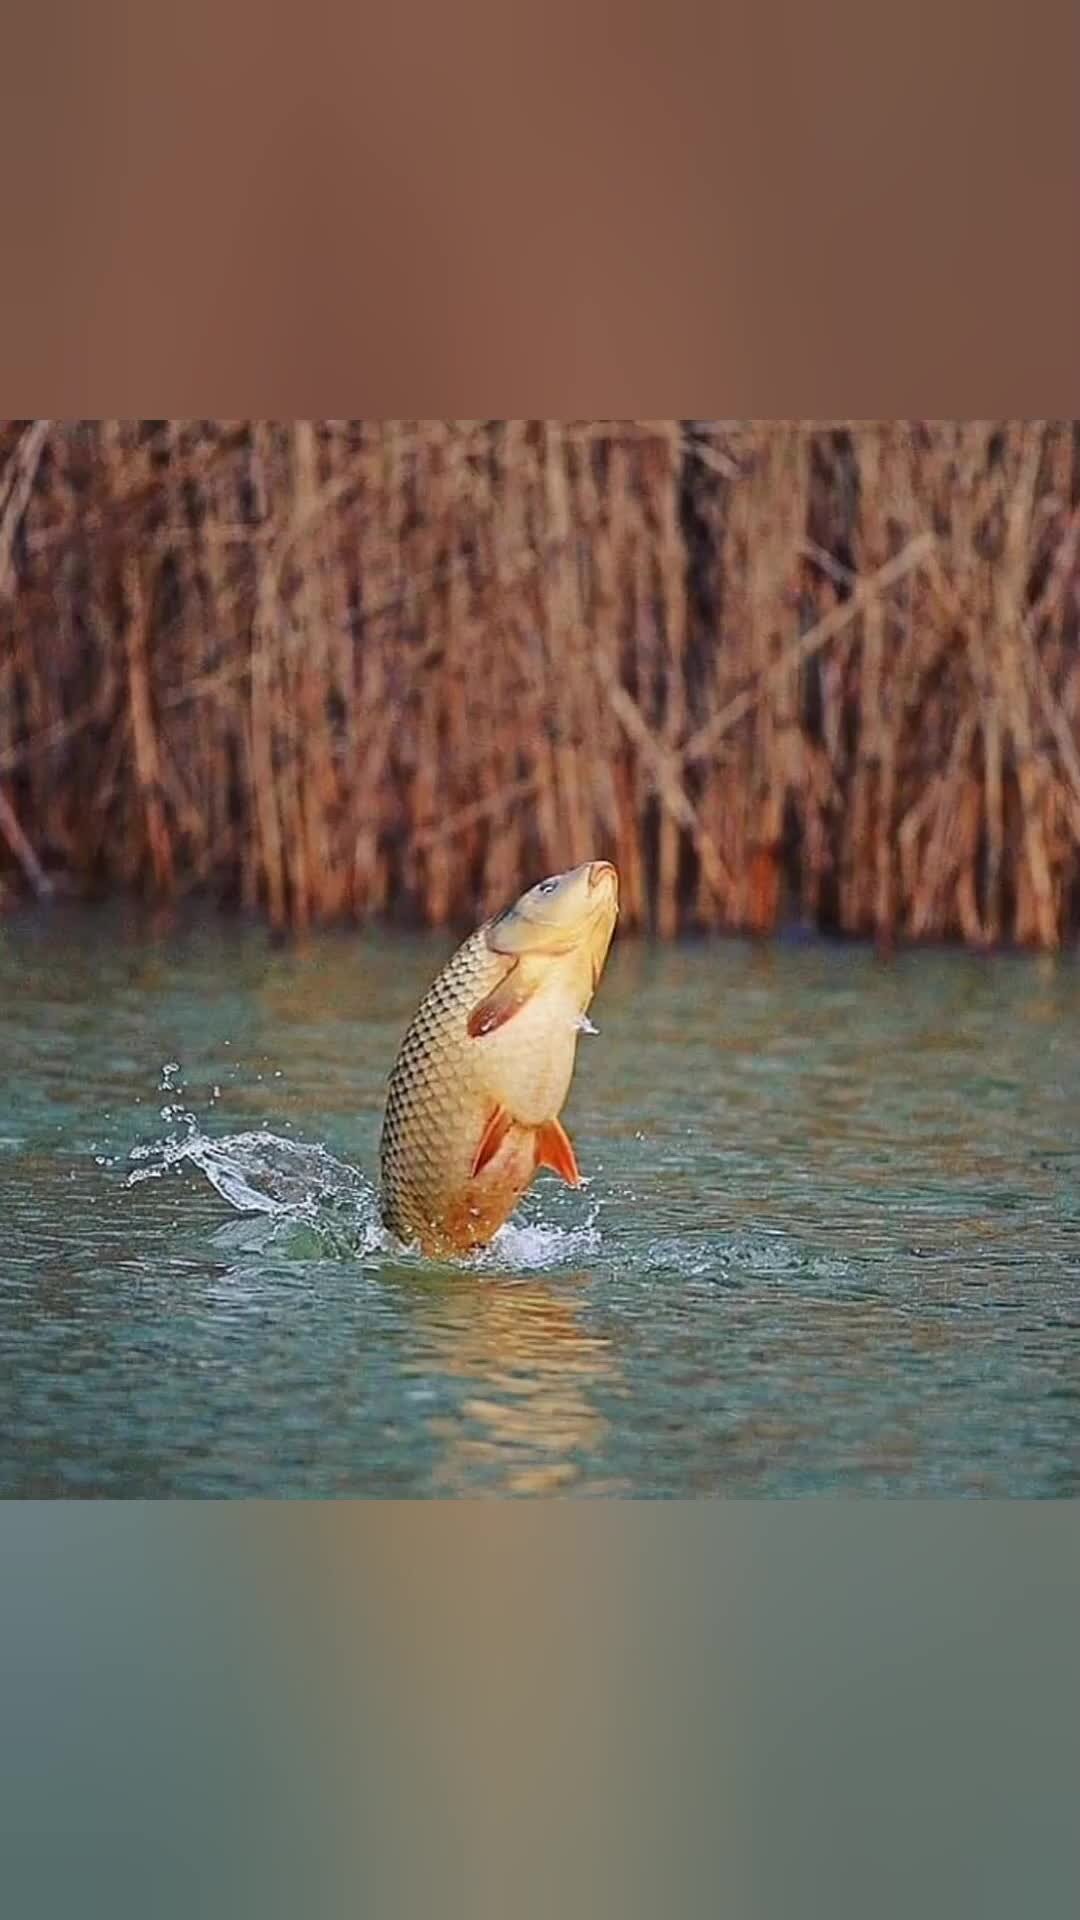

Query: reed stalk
[1,420,1078,947]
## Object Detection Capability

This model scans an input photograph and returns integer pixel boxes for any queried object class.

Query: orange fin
[534,1118,581,1187]
[472,1104,514,1178]
[467,963,534,1038]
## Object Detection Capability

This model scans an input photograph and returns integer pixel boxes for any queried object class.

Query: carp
[380,860,618,1255]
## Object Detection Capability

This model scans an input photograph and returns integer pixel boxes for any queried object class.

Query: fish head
[486,861,619,977]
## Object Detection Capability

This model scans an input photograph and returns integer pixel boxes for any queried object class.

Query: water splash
[479,1205,603,1270]
[126,1064,603,1274]
[129,1118,389,1252]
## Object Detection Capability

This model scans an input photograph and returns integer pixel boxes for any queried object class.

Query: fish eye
[536,878,559,896]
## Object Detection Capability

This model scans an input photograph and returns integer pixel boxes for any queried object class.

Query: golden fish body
[380,860,618,1256]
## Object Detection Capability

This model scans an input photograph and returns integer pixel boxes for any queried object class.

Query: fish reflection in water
[401,1269,623,1495]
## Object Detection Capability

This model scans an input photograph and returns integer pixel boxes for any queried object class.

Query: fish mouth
[586,863,619,984]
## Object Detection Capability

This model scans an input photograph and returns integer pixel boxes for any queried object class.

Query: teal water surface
[3,907,1079,1496]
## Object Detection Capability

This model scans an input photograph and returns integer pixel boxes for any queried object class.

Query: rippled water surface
[3,907,1080,1496]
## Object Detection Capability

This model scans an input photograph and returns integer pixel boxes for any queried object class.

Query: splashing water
[476,1209,603,1271]
[126,1062,603,1273]
[127,1059,383,1256]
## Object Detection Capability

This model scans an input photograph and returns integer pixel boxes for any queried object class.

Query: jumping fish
[379,860,619,1255]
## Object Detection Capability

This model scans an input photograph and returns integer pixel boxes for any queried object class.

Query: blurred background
[3,419,1079,947]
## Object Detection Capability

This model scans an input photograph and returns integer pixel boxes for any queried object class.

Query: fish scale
[380,929,516,1251]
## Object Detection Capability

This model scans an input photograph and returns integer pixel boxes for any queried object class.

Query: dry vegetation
[1,419,1079,946]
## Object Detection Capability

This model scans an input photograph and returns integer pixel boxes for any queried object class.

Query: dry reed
[1,418,1079,946]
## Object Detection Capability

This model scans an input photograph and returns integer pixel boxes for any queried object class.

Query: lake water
[2,907,1079,1496]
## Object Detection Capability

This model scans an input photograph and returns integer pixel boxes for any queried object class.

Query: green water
[2,907,1079,1496]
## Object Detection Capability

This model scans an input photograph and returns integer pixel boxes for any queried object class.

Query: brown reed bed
[1,419,1079,947]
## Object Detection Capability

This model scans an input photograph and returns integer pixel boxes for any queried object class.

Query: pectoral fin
[534,1118,581,1187]
[472,1104,514,1178]
[467,962,535,1038]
